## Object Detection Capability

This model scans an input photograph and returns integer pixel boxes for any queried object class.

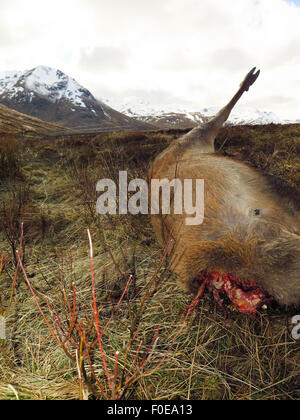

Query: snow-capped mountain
[1,66,297,132]
[0,66,93,107]
[104,97,206,129]
[104,96,289,129]
[0,66,152,131]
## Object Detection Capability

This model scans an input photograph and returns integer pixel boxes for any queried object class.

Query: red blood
[193,271,272,316]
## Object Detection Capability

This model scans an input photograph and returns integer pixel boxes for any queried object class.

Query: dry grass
[0,125,300,400]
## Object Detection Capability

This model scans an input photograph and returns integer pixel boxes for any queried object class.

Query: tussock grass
[0,125,300,400]
[0,136,22,180]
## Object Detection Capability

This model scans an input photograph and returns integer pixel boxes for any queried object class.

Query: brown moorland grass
[0,125,299,400]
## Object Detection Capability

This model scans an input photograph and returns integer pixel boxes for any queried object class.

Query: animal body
[149,68,300,308]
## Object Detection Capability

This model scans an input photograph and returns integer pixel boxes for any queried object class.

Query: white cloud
[0,0,300,119]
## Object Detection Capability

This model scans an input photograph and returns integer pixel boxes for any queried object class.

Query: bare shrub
[0,136,21,180]
[17,227,196,400]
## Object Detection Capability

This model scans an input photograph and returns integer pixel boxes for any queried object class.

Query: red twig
[79,321,108,398]
[63,282,77,347]
[124,326,160,387]
[112,351,120,399]
[87,229,112,389]
[101,274,133,337]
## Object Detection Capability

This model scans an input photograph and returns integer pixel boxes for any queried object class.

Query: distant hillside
[104,97,298,129]
[0,66,154,132]
[0,103,73,139]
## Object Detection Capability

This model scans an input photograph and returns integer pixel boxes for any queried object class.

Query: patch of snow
[103,110,111,119]
[0,65,95,109]
[103,97,288,126]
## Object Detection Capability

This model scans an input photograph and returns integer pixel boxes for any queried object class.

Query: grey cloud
[209,48,252,72]
[247,94,296,108]
[267,38,300,68]
[92,84,195,108]
[0,25,14,47]
[264,95,295,105]
[159,51,202,71]
[0,8,44,48]
[82,0,169,20]
[123,89,194,106]
[79,46,130,72]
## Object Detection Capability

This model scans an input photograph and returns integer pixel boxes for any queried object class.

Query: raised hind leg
[214,67,261,125]
[182,67,260,153]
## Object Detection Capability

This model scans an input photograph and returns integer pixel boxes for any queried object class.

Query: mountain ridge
[104,97,300,129]
[0,66,153,132]
[1,66,299,132]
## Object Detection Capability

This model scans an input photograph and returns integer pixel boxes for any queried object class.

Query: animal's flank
[149,68,300,309]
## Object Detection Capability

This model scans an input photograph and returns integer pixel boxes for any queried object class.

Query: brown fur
[149,68,300,307]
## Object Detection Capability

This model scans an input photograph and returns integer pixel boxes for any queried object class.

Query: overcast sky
[1,0,300,119]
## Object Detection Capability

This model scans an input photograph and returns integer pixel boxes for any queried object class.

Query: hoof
[240,67,260,92]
